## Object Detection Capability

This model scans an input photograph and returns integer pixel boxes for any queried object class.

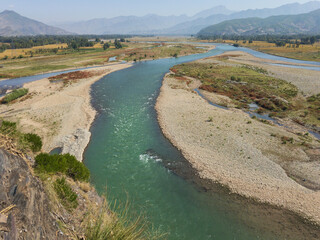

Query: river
[82,44,320,240]
[2,44,319,239]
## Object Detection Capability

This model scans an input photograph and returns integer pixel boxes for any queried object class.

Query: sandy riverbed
[156,68,320,225]
[0,63,132,161]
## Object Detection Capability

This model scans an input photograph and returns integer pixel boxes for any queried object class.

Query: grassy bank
[171,59,320,129]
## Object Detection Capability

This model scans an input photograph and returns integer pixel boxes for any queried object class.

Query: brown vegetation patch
[48,70,105,88]
[49,70,95,82]
[214,54,242,61]
[174,76,188,81]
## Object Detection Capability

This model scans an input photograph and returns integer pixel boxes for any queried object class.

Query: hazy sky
[0,0,315,23]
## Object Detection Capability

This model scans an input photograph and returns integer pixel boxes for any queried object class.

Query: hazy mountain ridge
[55,1,320,35]
[0,10,70,36]
[197,9,320,36]
[56,14,190,34]
[161,1,320,34]
[192,5,234,19]
[0,1,320,36]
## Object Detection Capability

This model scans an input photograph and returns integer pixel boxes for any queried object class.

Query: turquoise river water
[81,44,320,240]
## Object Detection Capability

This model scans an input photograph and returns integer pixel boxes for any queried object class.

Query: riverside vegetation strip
[156,51,320,226]
[0,41,206,79]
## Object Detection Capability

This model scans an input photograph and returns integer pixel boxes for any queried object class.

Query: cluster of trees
[114,39,123,49]
[198,34,320,46]
[300,36,317,45]
[102,39,124,50]
[0,36,68,50]
[103,42,110,50]
[68,37,95,50]
[0,34,139,52]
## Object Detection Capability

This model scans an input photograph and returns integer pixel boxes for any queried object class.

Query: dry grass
[0,43,68,58]
[83,199,166,240]
[79,182,92,192]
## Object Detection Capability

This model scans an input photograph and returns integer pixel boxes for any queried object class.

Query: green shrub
[54,177,78,210]
[2,88,28,104]
[21,133,42,152]
[65,154,90,181]
[0,120,17,135]
[0,120,42,152]
[35,153,90,181]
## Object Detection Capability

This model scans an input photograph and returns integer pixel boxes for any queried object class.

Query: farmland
[0,41,207,79]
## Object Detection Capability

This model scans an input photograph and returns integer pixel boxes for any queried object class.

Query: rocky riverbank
[155,72,320,225]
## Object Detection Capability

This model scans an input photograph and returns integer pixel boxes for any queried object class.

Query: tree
[275,41,286,47]
[114,39,122,49]
[310,36,316,45]
[120,38,125,42]
[69,41,79,50]
[103,43,110,50]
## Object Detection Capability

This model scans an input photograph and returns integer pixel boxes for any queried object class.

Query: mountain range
[0,10,69,36]
[0,1,320,36]
[55,1,320,35]
[198,9,320,36]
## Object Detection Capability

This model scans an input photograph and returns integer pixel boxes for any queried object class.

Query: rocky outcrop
[60,128,91,161]
[0,149,65,240]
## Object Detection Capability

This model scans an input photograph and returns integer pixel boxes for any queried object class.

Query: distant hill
[0,10,70,36]
[56,14,189,35]
[54,1,320,35]
[228,1,320,19]
[198,9,320,36]
[2,1,320,36]
[192,5,234,19]
[163,1,320,35]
